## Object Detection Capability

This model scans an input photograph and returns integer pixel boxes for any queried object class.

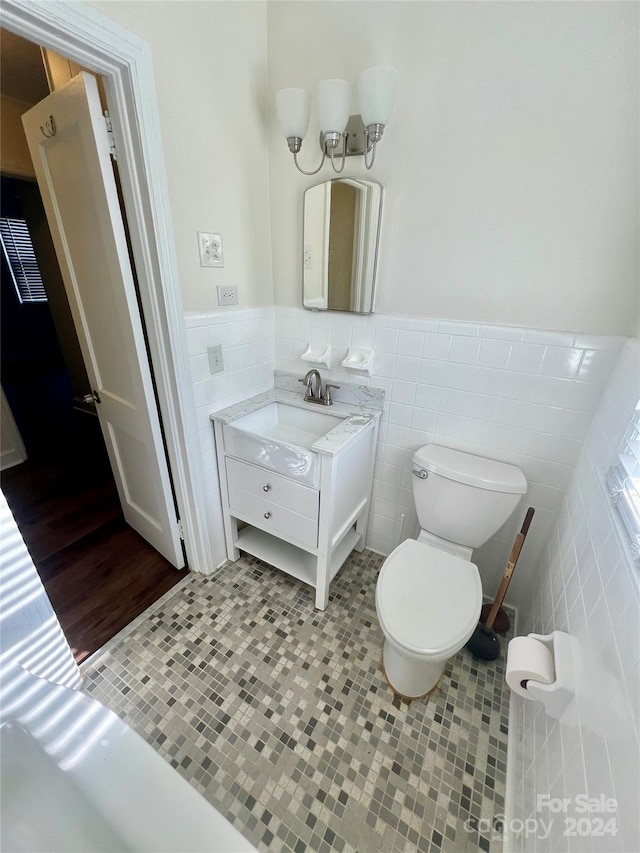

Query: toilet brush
[466,507,535,661]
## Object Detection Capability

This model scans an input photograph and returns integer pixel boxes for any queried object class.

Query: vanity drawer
[229,486,318,549]
[225,457,319,521]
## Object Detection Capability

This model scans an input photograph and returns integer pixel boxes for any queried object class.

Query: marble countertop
[210,389,381,456]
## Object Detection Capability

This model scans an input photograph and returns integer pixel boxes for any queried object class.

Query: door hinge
[103,110,118,160]
[176,519,184,540]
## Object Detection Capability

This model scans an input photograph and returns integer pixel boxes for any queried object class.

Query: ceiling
[1,28,49,104]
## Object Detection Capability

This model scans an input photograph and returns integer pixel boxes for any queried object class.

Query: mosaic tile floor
[83,549,512,853]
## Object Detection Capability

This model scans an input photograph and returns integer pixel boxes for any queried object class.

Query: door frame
[1,0,212,573]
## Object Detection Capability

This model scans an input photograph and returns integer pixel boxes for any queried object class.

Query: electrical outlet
[217,285,238,306]
[207,344,224,374]
[198,232,224,268]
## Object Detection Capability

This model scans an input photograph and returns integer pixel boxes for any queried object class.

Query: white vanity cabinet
[212,393,379,610]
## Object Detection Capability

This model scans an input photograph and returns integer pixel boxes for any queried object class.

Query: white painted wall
[88,0,273,313]
[84,2,638,331]
[508,338,640,853]
[267,1,638,335]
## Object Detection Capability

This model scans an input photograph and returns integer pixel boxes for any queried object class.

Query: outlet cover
[207,344,224,374]
[217,285,238,306]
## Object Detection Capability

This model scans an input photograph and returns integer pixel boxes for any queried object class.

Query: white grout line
[79,573,194,676]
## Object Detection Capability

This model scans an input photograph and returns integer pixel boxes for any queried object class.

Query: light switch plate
[207,344,224,374]
[198,232,224,268]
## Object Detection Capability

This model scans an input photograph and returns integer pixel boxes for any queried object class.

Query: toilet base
[382,639,445,699]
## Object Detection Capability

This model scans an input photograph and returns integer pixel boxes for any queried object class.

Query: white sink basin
[232,402,343,448]
[223,402,344,486]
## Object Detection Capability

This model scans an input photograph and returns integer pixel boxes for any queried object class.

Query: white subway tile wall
[185,306,624,609]
[509,338,640,853]
[185,308,275,568]
[272,307,624,608]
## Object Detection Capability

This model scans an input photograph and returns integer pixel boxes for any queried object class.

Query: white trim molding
[1,0,213,573]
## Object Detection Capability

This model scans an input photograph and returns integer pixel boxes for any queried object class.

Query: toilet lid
[376,540,482,657]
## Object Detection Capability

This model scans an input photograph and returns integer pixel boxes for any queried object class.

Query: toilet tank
[412,445,527,548]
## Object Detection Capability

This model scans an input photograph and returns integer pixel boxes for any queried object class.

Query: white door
[22,73,184,568]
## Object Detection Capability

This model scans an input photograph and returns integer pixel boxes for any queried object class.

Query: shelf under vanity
[233,525,362,590]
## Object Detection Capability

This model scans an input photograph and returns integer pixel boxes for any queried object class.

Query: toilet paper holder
[510,630,576,719]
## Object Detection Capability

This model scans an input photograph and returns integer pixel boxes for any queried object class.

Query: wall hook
[40,115,56,138]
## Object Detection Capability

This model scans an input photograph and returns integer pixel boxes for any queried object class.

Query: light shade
[358,67,398,126]
[316,79,351,134]
[276,88,310,139]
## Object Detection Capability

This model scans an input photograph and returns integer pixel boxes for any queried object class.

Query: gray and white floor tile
[84,550,512,853]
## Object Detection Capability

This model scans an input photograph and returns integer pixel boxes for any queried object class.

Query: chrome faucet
[300,368,322,399]
[298,369,340,406]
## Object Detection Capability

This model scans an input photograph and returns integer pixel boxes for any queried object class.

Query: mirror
[302,178,382,314]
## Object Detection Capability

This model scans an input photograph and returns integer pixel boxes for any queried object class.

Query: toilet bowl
[376,539,482,697]
[375,444,527,698]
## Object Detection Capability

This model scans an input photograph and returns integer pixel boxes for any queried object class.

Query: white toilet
[376,444,527,698]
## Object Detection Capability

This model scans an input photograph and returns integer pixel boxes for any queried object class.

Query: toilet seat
[376,539,482,659]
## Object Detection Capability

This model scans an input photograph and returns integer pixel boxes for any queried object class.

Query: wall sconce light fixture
[276,67,398,176]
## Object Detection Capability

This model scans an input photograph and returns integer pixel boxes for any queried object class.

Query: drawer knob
[263,484,271,492]
[264,512,272,519]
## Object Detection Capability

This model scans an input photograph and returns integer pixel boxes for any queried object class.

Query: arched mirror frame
[302,178,383,314]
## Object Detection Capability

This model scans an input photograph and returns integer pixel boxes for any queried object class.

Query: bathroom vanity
[211,386,381,609]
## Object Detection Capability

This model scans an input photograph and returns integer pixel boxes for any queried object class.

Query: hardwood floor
[1,456,187,663]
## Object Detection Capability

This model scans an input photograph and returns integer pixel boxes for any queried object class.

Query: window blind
[0,217,47,303]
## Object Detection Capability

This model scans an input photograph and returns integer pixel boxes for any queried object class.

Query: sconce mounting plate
[320,114,370,158]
